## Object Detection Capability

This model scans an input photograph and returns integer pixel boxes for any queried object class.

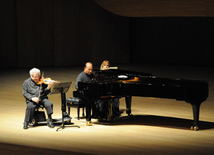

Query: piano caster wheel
[191,126,199,131]
[86,121,92,126]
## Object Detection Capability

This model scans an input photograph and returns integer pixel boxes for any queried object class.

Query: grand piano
[76,69,209,130]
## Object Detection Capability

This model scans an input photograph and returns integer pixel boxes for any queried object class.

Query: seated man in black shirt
[75,62,96,125]
[75,62,94,89]
[22,68,54,129]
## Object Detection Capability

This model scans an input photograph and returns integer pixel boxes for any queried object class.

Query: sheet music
[50,82,72,94]
[103,67,118,70]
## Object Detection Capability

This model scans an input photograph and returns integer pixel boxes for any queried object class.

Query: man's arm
[75,73,82,89]
[22,81,34,101]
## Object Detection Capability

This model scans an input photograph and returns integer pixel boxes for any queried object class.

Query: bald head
[84,62,93,75]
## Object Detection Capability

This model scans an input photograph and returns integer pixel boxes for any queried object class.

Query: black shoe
[23,122,29,129]
[113,113,121,118]
[47,118,55,128]
[91,114,98,119]
[98,117,106,122]
[63,112,71,118]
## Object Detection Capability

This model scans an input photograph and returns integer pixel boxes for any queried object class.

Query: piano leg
[125,96,132,116]
[191,102,201,131]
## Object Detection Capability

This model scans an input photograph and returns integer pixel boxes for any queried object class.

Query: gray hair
[29,68,40,76]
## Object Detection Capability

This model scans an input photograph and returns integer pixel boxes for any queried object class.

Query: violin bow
[38,71,44,98]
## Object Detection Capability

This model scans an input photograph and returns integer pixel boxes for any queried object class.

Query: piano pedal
[191,125,199,131]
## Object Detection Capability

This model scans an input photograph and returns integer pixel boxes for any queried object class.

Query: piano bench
[66,97,85,120]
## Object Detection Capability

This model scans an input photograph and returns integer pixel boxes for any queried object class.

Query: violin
[37,77,60,85]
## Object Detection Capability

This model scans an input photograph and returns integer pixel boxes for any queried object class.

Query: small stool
[66,97,85,120]
[35,104,44,111]
[29,104,46,126]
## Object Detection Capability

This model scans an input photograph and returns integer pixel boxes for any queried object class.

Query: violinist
[22,67,54,129]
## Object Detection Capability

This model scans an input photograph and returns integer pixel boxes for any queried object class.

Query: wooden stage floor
[0,63,214,155]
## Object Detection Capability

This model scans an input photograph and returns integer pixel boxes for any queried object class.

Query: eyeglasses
[31,75,40,78]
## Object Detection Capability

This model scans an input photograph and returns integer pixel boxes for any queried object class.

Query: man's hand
[32,97,39,103]
[47,80,54,90]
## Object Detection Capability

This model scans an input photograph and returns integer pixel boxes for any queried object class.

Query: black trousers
[24,98,53,123]
[95,97,120,118]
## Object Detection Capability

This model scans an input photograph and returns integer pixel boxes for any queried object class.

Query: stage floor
[0,63,214,155]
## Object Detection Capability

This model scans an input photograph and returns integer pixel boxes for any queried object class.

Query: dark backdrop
[1,0,214,68]
[0,0,129,68]
[130,17,214,66]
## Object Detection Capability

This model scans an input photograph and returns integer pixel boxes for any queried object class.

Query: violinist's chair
[66,93,85,120]
[29,104,46,126]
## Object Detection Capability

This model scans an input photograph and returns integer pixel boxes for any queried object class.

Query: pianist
[75,62,98,123]
[75,62,95,89]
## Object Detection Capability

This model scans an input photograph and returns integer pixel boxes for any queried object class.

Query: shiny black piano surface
[77,69,209,130]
